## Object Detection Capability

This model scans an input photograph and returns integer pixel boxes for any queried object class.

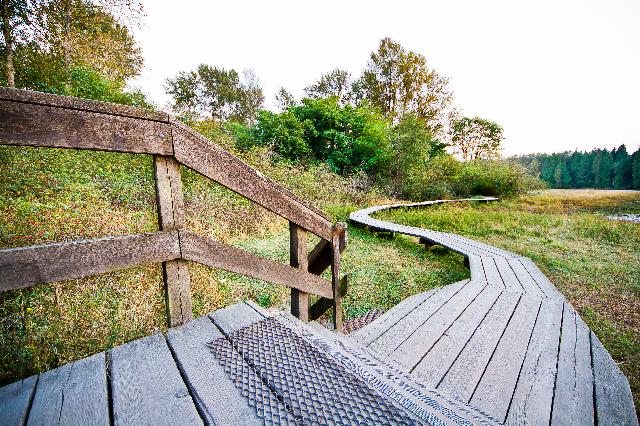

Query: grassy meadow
[1,145,638,410]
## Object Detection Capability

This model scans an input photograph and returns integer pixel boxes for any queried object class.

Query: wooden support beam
[0,232,180,292]
[308,276,348,322]
[180,231,334,299]
[307,231,346,276]
[331,224,346,332]
[154,155,192,327]
[289,223,309,322]
[0,100,173,155]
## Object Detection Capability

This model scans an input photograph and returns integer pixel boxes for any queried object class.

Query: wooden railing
[0,88,347,331]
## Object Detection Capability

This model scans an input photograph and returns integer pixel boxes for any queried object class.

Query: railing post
[289,222,309,322]
[154,155,193,327]
[331,223,346,332]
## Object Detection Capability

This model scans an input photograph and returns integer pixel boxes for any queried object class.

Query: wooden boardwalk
[349,199,638,425]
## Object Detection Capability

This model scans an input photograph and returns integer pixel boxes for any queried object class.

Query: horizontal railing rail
[0,87,347,331]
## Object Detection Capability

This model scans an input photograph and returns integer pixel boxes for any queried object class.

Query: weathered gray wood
[493,257,525,292]
[467,256,486,283]
[289,223,310,322]
[518,258,564,299]
[437,291,520,401]
[154,155,192,327]
[411,287,502,384]
[307,232,346,275]
[0,232,180,292]
[350,287,440,346]
[172,122,333,240]
[507,258,545,298]
[0,87,169,122]
[0,375,37,426]
[331,227,344,332]
[109,333,202,425]
[551,305,594,426]
[209,302,263,333]
[369,280,468,358]
[470,296,541,422]
[481,257,505,289]
[507,298,563,425]
[166,316,262,425]
[390,280,486,369]
[308,275,347,322]
[180,231,333,299]
[0,100,172,155]
[27,353,109,426]
[591,331,639,426]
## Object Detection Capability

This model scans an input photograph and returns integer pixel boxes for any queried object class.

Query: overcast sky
[131,0,640,157]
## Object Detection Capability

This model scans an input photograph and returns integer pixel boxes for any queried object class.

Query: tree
[353,37,453,135]
[450,117,503,161]
[165,65,264,124]
[612,144,631,189]
[554,160,571,188]
[304,68,352,105]
[275,87,296,111]
[0,0,35,86]
[632,149,640,189]
[592,149,613,188]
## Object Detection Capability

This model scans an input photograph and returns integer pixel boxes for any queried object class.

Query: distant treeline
[514,145,640,190]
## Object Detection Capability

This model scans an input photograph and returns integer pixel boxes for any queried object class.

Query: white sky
[131,0,640,157]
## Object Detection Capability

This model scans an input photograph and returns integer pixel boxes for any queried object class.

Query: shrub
[453,160,545,197]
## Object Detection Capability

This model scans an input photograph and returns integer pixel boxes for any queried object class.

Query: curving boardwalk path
[349,198,637,425]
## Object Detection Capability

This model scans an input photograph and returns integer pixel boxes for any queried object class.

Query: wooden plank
[27,353,109,425]
[289,223,309,322]
[411,287,502,385]
[0,100,172,155]
[0,375,37,425]
[390,280,486,369]
[172,122,333,240]
[481,257,505,289]
[180,231,333,299]
[550,305,594,425]
[470,296,541,422]
[166,316,262,425]
[308,275,347,322]
[331,229,344,332]
[368,280,468,359]
[493,257,525,292]
[109,333,202,425]
[506,298,563,425]
[0,87,169,122]
[209,302,263,333]
[154,155,192,327]
[591,331,638,426]
[507,258,545,298]
[350,287,440,346]
[437,291,520,401]
[467,256,486,284]
[0,232,180,292]
[518,258,564,299]
[307,232,346,276]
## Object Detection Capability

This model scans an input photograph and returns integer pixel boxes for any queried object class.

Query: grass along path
[376,189,640,411]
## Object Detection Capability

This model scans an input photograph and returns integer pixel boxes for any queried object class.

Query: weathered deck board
[591,331,639,426]
[470,296,541,422]
[437,291,521,401]
[0,376,37,425]
[493,257,525,293]
[166,316,262,425]
[481,257,505,289]
[390,280,485,369]
[27,353,109,426]
[209,301,265,333]
[550,306,594,426]
[411,287,502,384]
[109,333,202,425]
[507,258,545,299]
[506,298,563,425]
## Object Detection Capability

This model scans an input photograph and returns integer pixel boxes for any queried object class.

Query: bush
[453,160,545,197]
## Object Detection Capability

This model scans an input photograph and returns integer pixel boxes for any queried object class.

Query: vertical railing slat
[290,223,310,322]
[154,155,193,327]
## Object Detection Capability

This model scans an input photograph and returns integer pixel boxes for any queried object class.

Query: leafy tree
[554,160,571,188]
[389,115,445,195]
[450,117,503,161]
[592,150,614,188]
[275,87,296,111]
[353,37,453,134]
[304,68,352,105]
[165,65,264,124]
[0,0,36,86]
[613,144,631,189]
[253,110,311,159]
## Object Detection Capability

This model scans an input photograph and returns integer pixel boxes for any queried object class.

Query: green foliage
[304,68,352,105]
[253,110,312,159]
[453,160,545,198]
[450,116,504,161]
[633,152,640,189]
[165,65,264,124]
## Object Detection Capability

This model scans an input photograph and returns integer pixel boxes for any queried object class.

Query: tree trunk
[1,0,14,87]
[63,1,71,83]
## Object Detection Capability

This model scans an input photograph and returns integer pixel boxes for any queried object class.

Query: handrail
[0,88,347,331]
